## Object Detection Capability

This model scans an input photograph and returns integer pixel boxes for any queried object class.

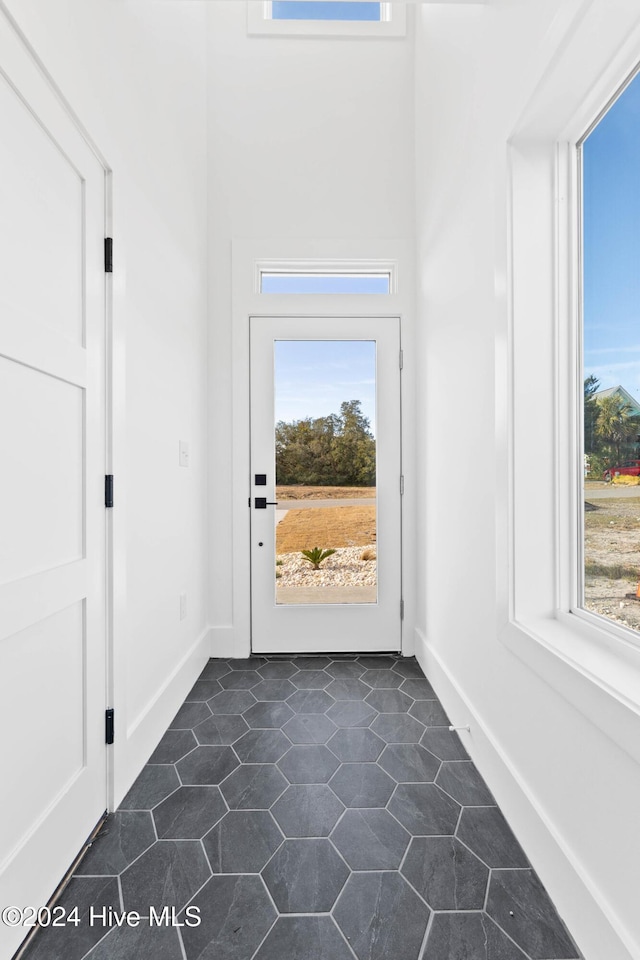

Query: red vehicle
[603,460,640,481]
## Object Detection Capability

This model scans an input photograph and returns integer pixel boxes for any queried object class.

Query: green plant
[276,559,284,566]
[275,569,282,579]
[300,546,337,570]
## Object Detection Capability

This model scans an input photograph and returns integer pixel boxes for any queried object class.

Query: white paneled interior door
[0,12,107,956]
[250,316,402,654]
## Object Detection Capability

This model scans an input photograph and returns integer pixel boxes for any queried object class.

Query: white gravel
[276,546,377,587]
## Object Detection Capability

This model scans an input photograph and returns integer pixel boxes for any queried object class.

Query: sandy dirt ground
[276,505,376,553]
[584,493,640,631]
[276,485,376,501]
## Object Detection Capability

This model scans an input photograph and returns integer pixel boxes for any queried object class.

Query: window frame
[247,0,406,38]
[256,258,397,294]
[502,0,640,767]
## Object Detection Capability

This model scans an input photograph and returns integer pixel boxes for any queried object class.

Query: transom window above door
[261,272,391,294]
[255,259,399,294]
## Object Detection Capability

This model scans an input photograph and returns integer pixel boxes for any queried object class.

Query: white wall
[206,2,415,653]
[414,3,640,958]
[3,0,210,804]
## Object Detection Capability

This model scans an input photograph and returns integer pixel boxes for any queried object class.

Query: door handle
[254,497,278,509]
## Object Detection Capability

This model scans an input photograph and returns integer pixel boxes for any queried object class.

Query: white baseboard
[113,626,210,809]
[414,627,637,960]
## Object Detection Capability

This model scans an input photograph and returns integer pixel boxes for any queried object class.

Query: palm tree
[595,394,640,463]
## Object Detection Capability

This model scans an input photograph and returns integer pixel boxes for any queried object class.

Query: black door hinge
[104,237,113,273]
[105,475,114,508]
[105,708,114,745]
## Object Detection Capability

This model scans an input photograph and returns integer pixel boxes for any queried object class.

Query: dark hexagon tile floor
[19,655,582,960]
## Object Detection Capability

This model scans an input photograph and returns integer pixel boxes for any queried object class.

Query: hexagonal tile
[400,678,437,699]
[282,714,337,744]
[436,761,494,805]
[485,870,580,959]
[203,811,283,872]
[326,699,377,727]
[169,702,211,730]
[121,841,211,912]
[120,765,180,811]
[370,713,425,743]
[194,714,249,746]
[365,689,413,713]
[331,809,409,869]
[401,837,488,909]
[262,839,348,912]
[208,690,256,715]
[176,746,239,785]
[199,660,231,681]
[220,764,288,809]
[271,784,344,837]
[456,807,528,868]
[258,660,299,679]
[153,786,227,839]
[325,660,365,679]
[254,917,353,960]
[185,679,222,701]
[388,783,460,836]
[75,812,155,876]
[420,727,468,760]
[218,670,261,690]
[326,678,371,700]
[23,877,120,960]
[377,743,440,783]
[290,670,332,689]
[228,657,267,670]
[233,729,291,763]
[333,872,429,960]
[292,656,332,670]
[329,762,395,807]
[327,728,385,762]
[277,745,340,783]
[408,700,449,726]
[78,919,183,960]
[391,658,425,679]
[423,914,528,960]
[360,669,404,688]
[243,700,295,728]
[357,656,398,669]
[252,678,297,701]
[181,875,276,960]
[287,689,335,713]
[149,729,197,764]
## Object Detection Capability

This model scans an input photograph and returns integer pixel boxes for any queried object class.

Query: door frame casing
[227,237,416,658]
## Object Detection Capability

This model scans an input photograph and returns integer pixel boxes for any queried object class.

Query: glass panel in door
[274,340,377,605]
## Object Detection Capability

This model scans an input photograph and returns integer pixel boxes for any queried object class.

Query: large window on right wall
[580,67,640,636]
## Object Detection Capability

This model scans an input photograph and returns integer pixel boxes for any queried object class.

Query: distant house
[594,384,640,418]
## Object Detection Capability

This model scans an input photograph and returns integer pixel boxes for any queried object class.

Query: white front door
[0,14,107,955]
[250,316,402,654]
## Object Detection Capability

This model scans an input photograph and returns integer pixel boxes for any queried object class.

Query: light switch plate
[179,440,189,467]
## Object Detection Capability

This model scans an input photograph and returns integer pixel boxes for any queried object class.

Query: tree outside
[276,399,375,486]
[584,378,640,477]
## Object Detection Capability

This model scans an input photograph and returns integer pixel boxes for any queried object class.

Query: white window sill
[500,612,640,766]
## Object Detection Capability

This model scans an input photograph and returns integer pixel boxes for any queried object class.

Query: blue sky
[272,2,381,21]
[275,340,377,435]
[583,70,640,403]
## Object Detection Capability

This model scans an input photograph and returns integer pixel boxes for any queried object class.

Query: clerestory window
[247,0,405,37]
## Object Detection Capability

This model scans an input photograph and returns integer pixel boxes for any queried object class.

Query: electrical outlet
[180,592,187,620]
[179,440,190,467]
